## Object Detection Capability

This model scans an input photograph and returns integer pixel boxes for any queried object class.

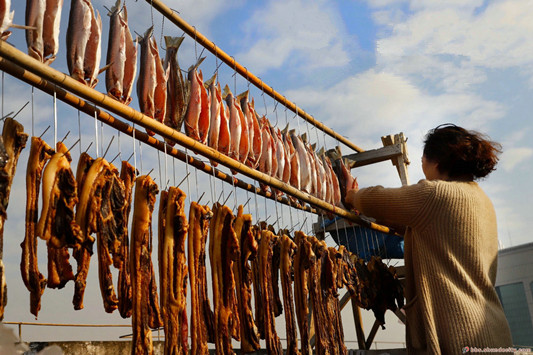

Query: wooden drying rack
[0,2,410,349]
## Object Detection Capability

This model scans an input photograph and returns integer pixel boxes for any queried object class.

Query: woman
[345,124,513,354]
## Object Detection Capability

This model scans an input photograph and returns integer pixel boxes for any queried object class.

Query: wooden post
[351,298,367,350]
[381,133,410,186]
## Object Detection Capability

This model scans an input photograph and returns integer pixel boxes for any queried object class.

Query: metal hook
[197,191,205,204]
[109,152,121,165]
[60,131,71,143]
[84,141,93,154]
[243,197,251,208]
[176,172,191,188]
[127,151,134,162]
[102,136,115,159]
[146,168,154,177]
[0,111,14,121]
[39,125,51,139]
[223,190,233,206]
[61,138,81,158]
[12,101,30,119]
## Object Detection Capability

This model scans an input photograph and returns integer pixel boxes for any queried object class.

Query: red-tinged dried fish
[210,203,241,354]
[0,0,14,40]
[239,92,253,165]
[66,0,101,87]
[222,85,243,165]
[314,148,327,201]
[158,187,189,355]
[188,201,214,354]
[322,153,341,207]
[131,175,160,355]
[21,137,54,317]
[290,131,311,194]
[184,67,202,141]
[42,0,64,64]
[197,70,211,145]
[328,146,358,208]
[137,27,168,136]
[25,0,46,62]
[117,160,135,318]
[164,36,189,143]
[247,101,262,169]
[258,117,273,192]
[301,136,317,197]
[233,205,260,353]
[284,129,299,190]
[207,75,221,156]
[0,118,28,320]
[218,99,231,157]
[106,0,137,105]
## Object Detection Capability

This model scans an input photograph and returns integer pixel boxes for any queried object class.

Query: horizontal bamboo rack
[0,39,392,234]
[145,0,364,153]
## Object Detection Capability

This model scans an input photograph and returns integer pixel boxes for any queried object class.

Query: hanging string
[77,110,82,155]
[118,131,122,161]
[53,89,58,147]
[132,123,137,174]
[164,143,168,190]
[138,140,143,174]
[31,87,35,136]
[94,107,99,157]
[253,180,260,225]
[157,150,163,189]
[184,149,192,206]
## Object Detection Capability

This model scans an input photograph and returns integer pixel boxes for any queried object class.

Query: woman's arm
[346,180,436,228]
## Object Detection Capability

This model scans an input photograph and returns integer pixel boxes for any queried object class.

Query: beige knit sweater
[353,179,513,355]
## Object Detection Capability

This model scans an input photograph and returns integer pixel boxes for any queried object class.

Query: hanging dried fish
[66,0,102,88]
[164,36,189,142]
[0,0,14,40]
[137,27,168,136]
[25,0,64,64]
[106,0,137,105]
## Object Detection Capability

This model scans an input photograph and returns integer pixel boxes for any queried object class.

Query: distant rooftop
[499,241,533,256]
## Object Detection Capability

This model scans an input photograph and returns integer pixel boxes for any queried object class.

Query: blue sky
[1,0,532,345]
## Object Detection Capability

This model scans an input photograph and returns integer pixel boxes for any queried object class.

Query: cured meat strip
[96,163,127,313]
[271,235,283,317]
[0,117,28,319]
[131,175,162,355]
[250,226,264,340]
[158,187,189,354]
[66,0,101,87]
[307,237,329,353]
[325,247,347,355]
[118,160,135,318]
[233,205,260,353]
[210,203,240,354]
[293,231,314,355]
[258,229,282,355]
[188,201,214,354]
[280,234,300,355]
[21,137,54,317]
[36,141,78,290]
[164,36,189,142]
[73,157,109,309]
[106,0,137,105]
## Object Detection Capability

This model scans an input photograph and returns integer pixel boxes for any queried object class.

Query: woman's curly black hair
[423,124,502,180]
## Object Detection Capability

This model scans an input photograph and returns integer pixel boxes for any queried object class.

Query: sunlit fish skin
[105,0,126,101]
[164,36,187,144]
[291,131,312,194]
[284,129,300,190]
[207,75,221,152]
[42,0,63,64]
[248,100,262,169]
[239,91,254,167]
[258,116,273,192]
[83,3,102,88]
[224,86,242,163]
[66,0,101,87]
[314,148,327,201]
[280,129,291,185]
[217,99,231,156]
[25,0,46,62]
[273,128,286,181]
[0,0,14,40]
[137,27,167,136]
[197,70,210,145]
[121,16,137,106]
[184,67,202,141]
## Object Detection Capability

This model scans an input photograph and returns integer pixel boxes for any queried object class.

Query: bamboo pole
[0,40,390,232]
[144,0,364,153]
[0,57,317,215]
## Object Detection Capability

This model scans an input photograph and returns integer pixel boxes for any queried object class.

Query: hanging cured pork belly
[279,234,300,355]
[307,237,329,353]
[34,141,78,290]
[258,229,282,355]
[0,118,28,320]
[0,0,14,40]
[158,187,189,354]
[250,225,264,340]
[188,201,214,354]
[210,203,241,354]
[184,61,210,144]
[117,160,135,318]
[232,205,260,353]
[137,27,168,136]
[106,0,137,105]
[66,0,101,88]
[131,175,163,355]
[164,36,190,144]
[293,231,314,355]
[25,0,64,64]
[21,137,54,317]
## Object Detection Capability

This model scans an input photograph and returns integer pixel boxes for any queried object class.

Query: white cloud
[236,0,350,74]
[500,147,533,172]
